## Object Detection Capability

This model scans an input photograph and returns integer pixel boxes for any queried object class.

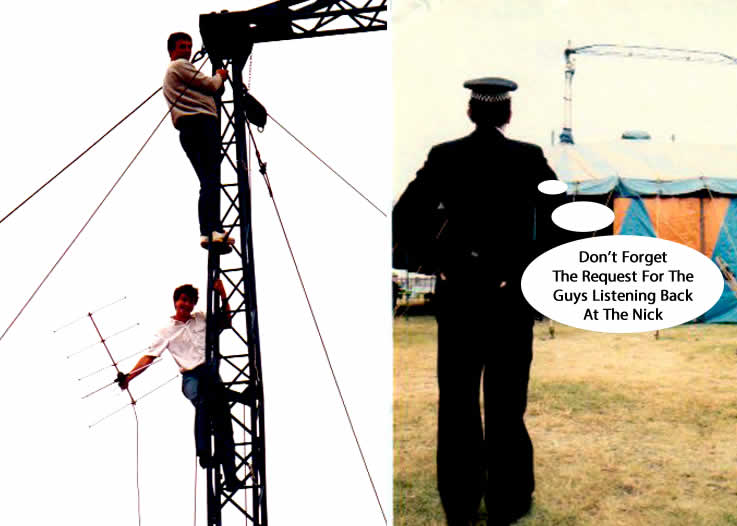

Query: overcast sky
[0,1,390,525]
[394,0,737,198]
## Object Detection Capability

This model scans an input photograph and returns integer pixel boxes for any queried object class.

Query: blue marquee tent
[545,139,737,323]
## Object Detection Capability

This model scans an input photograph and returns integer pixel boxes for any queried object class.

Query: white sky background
[394,0,737,199]
[0,2,390,525]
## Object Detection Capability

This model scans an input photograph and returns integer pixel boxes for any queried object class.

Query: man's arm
[174,60,227,94]
[213,279,233,329]
[117,355,156,390]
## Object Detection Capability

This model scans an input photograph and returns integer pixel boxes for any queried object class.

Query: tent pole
[699,196,705,255]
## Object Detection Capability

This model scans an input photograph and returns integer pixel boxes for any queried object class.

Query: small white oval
[537,179,568,195]
[552,201,614,232]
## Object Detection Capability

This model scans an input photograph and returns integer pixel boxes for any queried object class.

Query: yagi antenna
[77,346,152,382]
[52,296,127,333]
[66,322,140,359]
[88,374,178,429]
[69,310,176,429]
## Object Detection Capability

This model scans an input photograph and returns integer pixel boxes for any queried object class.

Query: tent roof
[544,141,737,196]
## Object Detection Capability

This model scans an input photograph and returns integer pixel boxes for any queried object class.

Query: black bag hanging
[243,87,267,129]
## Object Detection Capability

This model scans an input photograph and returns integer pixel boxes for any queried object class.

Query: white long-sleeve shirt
[145,311,207,372]
[163,59,223,128]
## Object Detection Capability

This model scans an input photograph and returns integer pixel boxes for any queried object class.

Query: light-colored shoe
[200,231,236,252]
[211,231,236,245]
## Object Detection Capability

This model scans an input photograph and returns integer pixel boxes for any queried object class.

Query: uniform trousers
[435,277,534,524]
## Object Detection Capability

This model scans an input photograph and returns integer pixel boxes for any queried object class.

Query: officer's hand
[115,371,129,390]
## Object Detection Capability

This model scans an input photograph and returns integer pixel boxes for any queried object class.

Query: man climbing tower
[163,31,235,250]
[117,280,250,491]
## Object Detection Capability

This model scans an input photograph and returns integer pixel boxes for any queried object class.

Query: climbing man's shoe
[200,231,236,253]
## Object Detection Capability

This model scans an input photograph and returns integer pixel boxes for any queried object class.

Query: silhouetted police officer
[393,78,560,526]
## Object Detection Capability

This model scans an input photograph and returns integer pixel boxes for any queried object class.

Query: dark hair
[468,98,511,128]
[173,284,199,305]
[167,32,192,53]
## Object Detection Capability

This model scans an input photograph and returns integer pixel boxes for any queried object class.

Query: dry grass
[394,317,737,526]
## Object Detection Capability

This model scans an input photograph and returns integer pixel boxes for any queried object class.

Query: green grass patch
[529,380,639,415]
[396,317,737,525]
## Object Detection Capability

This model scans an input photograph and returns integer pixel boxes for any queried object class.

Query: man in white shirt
[118,280,243,490]
[163,32,235,251]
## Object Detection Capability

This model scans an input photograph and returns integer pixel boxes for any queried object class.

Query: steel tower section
[560,44,575,144]
[201,51,268,526]
[197,2,387,525]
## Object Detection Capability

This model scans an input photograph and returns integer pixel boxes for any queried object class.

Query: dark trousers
[181,362,237,481]
[178,114,222,236]
[435,278,534,524]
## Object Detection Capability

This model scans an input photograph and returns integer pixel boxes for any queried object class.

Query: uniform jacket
[393,126,562,287]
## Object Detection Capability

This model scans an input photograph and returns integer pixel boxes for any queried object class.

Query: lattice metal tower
[197,2,387,525]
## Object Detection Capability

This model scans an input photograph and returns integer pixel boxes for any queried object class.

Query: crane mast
[195,2,387,525]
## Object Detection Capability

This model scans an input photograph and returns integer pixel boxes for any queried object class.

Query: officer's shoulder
[428,134,475,155]
[505,137,544,155]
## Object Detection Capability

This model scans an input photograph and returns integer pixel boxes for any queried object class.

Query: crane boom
[201,0,387,64]
[560,43,737,144]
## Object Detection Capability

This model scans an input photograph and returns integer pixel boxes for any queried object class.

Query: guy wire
[246,121,388,524]
[0,58,211,345]
[0,90,161,226]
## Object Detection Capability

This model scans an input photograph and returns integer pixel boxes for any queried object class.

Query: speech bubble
[551,201,615,232]
[521,235,724,333]
[538,179,568,195]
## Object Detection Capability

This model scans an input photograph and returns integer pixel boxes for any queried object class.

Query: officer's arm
[393,148,443,272]
[532,146,566,254]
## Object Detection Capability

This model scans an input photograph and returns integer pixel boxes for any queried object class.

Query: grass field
[394,316,737,526]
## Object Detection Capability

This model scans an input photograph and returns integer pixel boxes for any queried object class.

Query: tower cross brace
[196,2,387,525]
